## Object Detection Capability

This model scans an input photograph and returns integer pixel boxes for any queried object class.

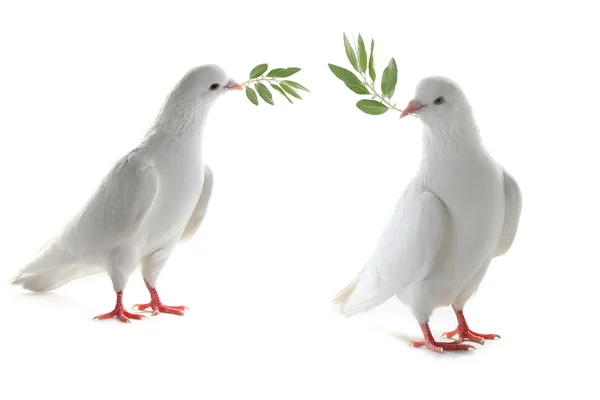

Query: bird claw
[132,301,187,316]
[94,307,146,323]
[442,327,499,344]
[410,339,476,353]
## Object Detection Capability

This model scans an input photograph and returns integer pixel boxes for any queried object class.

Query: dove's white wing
[180,164,213,243]
[335,181,447,316]
[494,168,522,257]
[60,153,159,254]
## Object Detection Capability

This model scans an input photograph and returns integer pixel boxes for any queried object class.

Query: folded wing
[495,169,522,257]
[335,183,447,317]
[59,153,159,254]
[180,165,214,243]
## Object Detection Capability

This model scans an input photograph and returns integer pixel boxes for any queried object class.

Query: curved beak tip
[225,79,243,91]
[400,99,423,119]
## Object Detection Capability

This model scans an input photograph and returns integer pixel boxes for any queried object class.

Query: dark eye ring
[433,96,445,105]
[209,83,220,91]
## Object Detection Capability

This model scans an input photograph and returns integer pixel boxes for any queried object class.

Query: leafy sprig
[329,33,411,117]
[241,64,309,106]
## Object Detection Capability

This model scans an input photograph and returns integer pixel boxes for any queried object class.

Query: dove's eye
[433,96,445,105]
[209,83,220,91]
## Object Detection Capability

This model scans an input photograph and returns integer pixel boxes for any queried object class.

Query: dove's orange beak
[225,79,243,90]
[400,99,423,119]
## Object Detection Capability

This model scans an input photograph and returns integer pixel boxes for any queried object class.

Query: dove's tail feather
[11,245,104,292]
[333,264,394,318]
[333,278,359,306]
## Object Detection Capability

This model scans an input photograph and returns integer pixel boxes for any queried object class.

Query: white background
[1,0,598,398]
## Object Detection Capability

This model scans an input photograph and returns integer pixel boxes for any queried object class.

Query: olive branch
[241,64,309,106]
[328,33,412,117]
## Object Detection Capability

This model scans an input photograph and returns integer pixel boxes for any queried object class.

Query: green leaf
[368,39,376,82]
[356,99,389,115]
[357,34,367,73]
[282,80,310,92]
[280,82,302,99]
[255,83,274,105]
[344,83,370,95]
[245,87,259,105]
[328,64,360,85]
[343,33,360,72]
[280,67,301,77]
[270,84,293,103]
[328,64,370,95]
[249,63,268,79]
[381,57,398,99]
[267,67,301,78]
[266,68,284,77]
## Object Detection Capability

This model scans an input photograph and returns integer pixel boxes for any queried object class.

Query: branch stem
[241,77,282,86]
[358,64,418,118]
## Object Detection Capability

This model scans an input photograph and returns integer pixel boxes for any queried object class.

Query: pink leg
[442,306,501,344]
[132,281,188,316]
[94,291,146,323]
[410,322,476,353]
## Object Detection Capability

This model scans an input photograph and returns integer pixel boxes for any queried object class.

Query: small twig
[241,77,281,87]
[359,70,418,118]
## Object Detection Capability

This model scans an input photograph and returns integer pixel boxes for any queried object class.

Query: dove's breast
[136,142,205,253]
[423,150,505,299]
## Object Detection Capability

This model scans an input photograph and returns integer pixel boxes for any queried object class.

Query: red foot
[410,323,476,353]
[132,282,187,316]
[133,301,187,316]
[442,307,500,344]
[94,291,145,323]
[442,328,500,344]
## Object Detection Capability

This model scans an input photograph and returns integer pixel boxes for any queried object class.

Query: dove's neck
[142,98,212,154]
[420,111,483,167]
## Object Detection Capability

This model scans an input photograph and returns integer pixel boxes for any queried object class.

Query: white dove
[11,64,243,322]
[333,76,522,353]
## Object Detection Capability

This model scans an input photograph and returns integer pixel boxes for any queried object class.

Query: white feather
[12,65,235,293]
[180,165,214,243]
[334,76,522,323]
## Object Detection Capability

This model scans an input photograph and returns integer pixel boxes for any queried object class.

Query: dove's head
[400,76,472,126]
[174,64,243,104]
